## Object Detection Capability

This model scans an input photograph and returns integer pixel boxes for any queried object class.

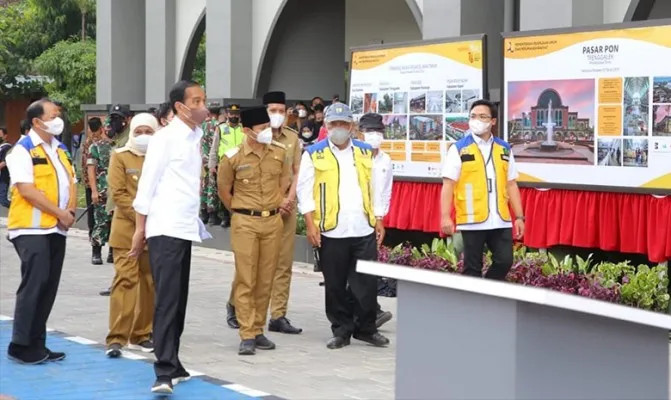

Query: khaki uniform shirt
[107,149,143,249]
[217,139,290,211]
[106,126,130,213]
[272,127,301,194]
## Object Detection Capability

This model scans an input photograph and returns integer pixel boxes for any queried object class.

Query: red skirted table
[383,181,671,263]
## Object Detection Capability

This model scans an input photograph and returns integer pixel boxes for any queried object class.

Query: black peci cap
[241,106,270,128]
[359,113,384,131]
[263,91,286,105]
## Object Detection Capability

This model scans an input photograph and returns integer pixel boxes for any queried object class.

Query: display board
[503,21,671,193]
[349,35,487,180]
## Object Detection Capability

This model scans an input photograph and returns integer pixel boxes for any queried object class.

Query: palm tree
[73,0,92,41]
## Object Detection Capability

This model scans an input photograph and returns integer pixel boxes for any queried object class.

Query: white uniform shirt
[297,140,381,239]
[441,132,519,230]
[6,130,73,239]
[372,150,393,217]
[133,117,209,242]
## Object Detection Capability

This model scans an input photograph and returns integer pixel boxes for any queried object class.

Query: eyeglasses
[470,114,492,121]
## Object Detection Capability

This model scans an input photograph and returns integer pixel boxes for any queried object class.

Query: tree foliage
[34,40,96,121]
[0,0,96,99]
[192,35,206,86]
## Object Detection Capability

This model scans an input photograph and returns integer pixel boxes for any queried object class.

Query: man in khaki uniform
[105,113,158,357]
[264,91,303,334]
[218,106,290,355]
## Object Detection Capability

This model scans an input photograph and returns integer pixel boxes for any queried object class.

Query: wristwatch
[516,216,526,221]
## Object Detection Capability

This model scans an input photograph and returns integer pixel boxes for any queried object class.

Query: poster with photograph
[349,36,486,179]
[503,23,671,192]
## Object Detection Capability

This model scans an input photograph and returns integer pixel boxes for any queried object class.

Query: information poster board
[503,22,671,193]
[349,35,487,180]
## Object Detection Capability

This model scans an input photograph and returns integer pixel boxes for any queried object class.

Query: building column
[145,0,176,104]
[96,0,147,104]
[206,0,253,100]
[519,0,606,31]
[421,0,461,39]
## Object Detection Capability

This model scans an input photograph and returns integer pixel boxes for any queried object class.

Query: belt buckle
[261,210,270,217]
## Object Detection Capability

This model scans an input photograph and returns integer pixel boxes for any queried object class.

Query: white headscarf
[121,113,159,156]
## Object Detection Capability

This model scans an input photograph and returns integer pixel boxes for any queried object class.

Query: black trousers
[148,235,192,378]
[462,228,514,280]
[85,187,94,238]
[320,233,378,338]
[11,234,66,348]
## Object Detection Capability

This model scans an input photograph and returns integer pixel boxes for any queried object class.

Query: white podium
[358,261,671,400]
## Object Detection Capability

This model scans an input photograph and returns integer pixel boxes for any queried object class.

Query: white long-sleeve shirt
[133,117,208,242]
[372,150,393,217]
[297,140,383,239]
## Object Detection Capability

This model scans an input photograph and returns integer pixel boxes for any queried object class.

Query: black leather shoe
[46,348,66,361]
[7,343,49,364]
[376,310,393,328]
[326,336,350,350]
[91,246,103,265]
[268,317,302,334]
[226,302,239,329]
[208,213,222,226]
[99,287,111,296]
[238,339,256,355]
[254,334,276,350]
[106,248,114,264]
[221,219,231,228]
[353,332,390,347]
[200,211,210,225]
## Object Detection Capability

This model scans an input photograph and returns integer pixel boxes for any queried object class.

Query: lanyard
[479,141,494,168]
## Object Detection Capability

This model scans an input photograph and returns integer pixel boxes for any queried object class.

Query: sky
[507,79,595,122]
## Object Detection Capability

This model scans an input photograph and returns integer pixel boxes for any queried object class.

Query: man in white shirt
[440,99,525,280]
[130,80,211,395]
[5,99,76,365]
[297,104,390,350]
[358,113,394,328]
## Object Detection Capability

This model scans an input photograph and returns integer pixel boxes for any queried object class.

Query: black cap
[359,113,384,131]
[241,106,270,128]
[225,104,241,112]
[110,104,131,117]
[263,91,286,105]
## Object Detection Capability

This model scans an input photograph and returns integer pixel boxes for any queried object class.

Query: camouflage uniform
[200,118,218,214]
[88,139,114,247]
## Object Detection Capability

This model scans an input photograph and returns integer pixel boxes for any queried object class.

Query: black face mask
[228,117,239,124]
[110,118,125,134]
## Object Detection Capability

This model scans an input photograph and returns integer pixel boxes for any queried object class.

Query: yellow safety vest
[7,136,74,232]
[217,125,244,159]
[306,139,376,232]
[453,135,511,225]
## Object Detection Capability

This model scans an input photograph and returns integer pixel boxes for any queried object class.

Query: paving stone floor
[0,223,397,399]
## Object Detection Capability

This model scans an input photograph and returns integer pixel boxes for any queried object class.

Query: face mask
[328,127,351,145]
[255,128,273,144]
[182,104,208,125]
[228,117,239,124]
[110,118,125,134]
[469,119,491,136]
[364,132,384,149]
[301,130,312,139]
[42,117,65,136]
[298,109,307,118]
[132,134,151,154]
[269,113,285,129]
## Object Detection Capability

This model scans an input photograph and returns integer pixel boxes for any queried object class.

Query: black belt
[232,208,279,217]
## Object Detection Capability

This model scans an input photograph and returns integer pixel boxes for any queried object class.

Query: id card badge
[487,178,493,193]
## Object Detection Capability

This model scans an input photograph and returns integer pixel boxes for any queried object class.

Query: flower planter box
[357,261,671,400]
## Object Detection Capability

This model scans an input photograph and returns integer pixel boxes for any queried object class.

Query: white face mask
[469,119,491,136]
[41,117,64,136]
[269,113,285,129]
[364,131,384,149]
[301,130,312,139]
[132,134,151,153]
[298,109,307,118]
[255,128,273,144]
[328,127,351,145]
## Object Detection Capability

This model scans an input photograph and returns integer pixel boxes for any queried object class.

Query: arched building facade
[95,0,671,105]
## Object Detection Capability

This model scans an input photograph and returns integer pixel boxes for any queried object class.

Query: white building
[95,0,671,104]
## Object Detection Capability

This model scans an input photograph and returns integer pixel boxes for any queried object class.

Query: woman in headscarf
[104,113,160,358]
[298,120,319,148]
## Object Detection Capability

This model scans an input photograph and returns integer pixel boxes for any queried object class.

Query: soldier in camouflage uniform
[200,102,222,224]
[87,135,114,265]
